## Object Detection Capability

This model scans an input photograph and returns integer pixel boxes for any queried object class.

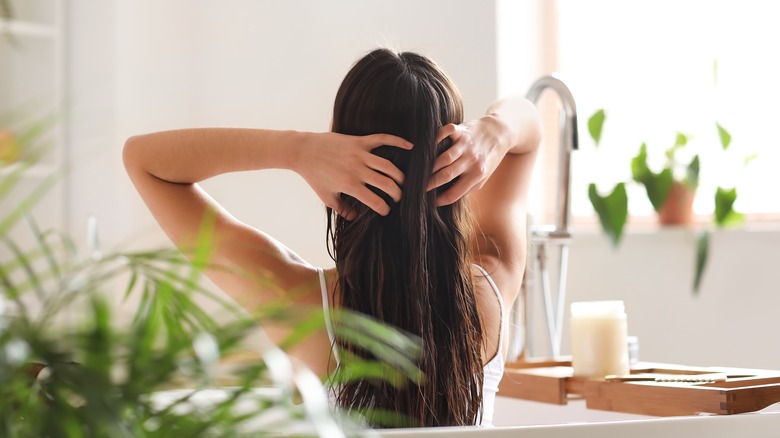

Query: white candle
[570,300,629,378]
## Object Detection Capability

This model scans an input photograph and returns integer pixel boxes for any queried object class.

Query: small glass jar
[627,335,640,366]
[570,300,629,378]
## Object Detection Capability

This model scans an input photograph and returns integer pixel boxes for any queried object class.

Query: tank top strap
[317,268,340,364]
[473,264,505,356]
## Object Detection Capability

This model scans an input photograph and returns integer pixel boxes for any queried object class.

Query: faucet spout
[516,75,579,360]
[526,75,578,234]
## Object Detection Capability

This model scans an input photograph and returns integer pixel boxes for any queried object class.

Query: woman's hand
[296,132,413,219]
[427,115,511,206]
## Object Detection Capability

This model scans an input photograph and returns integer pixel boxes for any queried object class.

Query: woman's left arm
[123,128,411,309]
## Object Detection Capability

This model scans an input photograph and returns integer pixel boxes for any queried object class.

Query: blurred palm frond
[0,113,422,435]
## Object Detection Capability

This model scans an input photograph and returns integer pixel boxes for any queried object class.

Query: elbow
[122,135,144,171]
[122,137,134,171]
[523,99,543,153]
[122,135,150,180]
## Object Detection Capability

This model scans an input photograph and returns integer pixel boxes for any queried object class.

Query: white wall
[62,0,509,331]
[67,0,117,246]
[523,225,780,370]
[569,227,780,369]
[63,1,779,374]
[84,0,500,268]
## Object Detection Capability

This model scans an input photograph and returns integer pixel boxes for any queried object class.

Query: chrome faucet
[511,75,578,360]
[525,75,578,236]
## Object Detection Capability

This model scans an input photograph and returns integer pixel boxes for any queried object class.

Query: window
[554,0,780,219]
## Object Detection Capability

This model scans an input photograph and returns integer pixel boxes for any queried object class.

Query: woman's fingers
[433,125,461,172]
[428,166,456,191]
[363,171,403,203]
[431,144,460,175]
[431,123,465,176]
[322,132,414,216]
[365,133,413,151]
[325,193,356,220]
[335,202,357,220]
[350,185,391,216]
[361,137,407,204]
[435,173,480,206]
[366,155,405,185]
[428,156,472,191]
[436,124,459,143]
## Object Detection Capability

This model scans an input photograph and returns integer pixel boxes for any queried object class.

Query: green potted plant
[586,102,749,293]
[2,10,422,433]
[0,115,422,436]
[0,0,10,20]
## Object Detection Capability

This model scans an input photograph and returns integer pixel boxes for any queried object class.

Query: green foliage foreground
[0,119,422,436]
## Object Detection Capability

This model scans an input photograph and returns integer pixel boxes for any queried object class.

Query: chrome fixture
[525,75,578,236]
[510,75,578,360]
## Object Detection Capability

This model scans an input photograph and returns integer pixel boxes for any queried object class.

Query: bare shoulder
[472,250,525,310]
[204,217,325,309]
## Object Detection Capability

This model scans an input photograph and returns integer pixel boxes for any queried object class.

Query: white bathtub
[378,397,780,438]
[151,389,780,437]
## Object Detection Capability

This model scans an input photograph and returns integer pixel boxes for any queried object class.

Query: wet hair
[326,48,484,427]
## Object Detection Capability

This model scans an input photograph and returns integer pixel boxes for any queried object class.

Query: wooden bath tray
[499,358,780,416]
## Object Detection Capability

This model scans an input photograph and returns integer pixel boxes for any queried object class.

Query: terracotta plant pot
[658,181,695,225]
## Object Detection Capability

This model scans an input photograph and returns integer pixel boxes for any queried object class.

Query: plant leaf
[665,132,689,161]
[714,187,744,227]
[693,230,710,295]
[716,123,732,150]
[744,153,758,166]
[122,271,138,303]
[330,350,410,389]
[686,155,700,190]
[334,328,423,385]
[25,216,63,282]
[587,109,606,147]
[0,237,46,300]
[641,168,673,212]
[675,132,689,148]
[588,183,628,246]
[632,143,672,212]
[0,156,34,200]
[349,408,420,428]
[0,0,13,19]
[0,171,60,236]
[712,59,718,86]
[278,311,324,351]
[712,59,719,86]
[630,143,650,182]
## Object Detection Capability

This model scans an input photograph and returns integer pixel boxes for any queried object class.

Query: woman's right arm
[123,128,411,309]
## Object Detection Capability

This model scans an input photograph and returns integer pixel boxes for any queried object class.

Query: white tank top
[317,265,505,427]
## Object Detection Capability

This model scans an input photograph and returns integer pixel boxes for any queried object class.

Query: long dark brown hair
[326,49,484,427]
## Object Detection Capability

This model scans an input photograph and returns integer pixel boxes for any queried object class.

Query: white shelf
[1,0,67,236]
[0,161,58,178]
[0,18,57,39]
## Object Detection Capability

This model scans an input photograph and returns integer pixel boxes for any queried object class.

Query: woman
[123,48,540,427]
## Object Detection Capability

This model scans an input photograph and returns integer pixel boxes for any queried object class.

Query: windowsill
[569,213,780,236]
